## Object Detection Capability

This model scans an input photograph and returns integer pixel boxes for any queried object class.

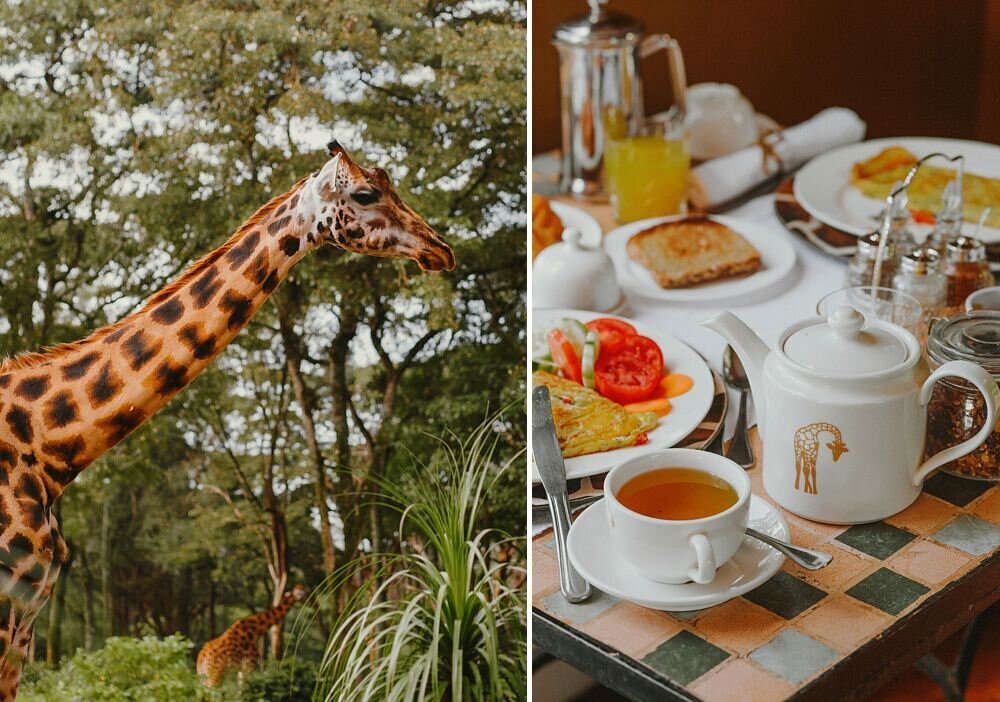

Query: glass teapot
[552,0,687,199]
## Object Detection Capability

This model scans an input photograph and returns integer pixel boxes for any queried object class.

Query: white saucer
[567,495,788,611]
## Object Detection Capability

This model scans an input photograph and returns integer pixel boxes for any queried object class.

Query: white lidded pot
[532,228,622,312]
[703,306,1000,524]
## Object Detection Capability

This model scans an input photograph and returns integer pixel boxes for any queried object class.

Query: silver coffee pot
[553,0,687,199]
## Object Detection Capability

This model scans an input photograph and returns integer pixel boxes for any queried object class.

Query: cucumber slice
[581,330,600,388]
[533,357,559,374]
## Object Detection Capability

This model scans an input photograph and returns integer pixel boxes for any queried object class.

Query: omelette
[850,147,1000,228]
[534,370,659,457]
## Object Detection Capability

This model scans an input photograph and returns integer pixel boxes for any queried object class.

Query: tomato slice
[547,328,582,384]
[585,318,637,355]
[594,335,664,404]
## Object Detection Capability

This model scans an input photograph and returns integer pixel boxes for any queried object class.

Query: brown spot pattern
[15,376,49,401]
[219,291,253,330]
[44,392,78,429]
[178,324,217,360]
[97,407,147,445]
[280,236,300,256]
[244,249,270,285]
[151,297,185,325]
[5,406,32,444]
[123,331,162,371]
[149,360,188,396]
[225,231,261,269]
[61,352,100,381]
[88,362,123,408]
[267,216,291,235]
[191,267,223,309]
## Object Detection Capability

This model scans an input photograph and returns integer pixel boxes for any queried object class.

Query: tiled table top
[532,431,1000,702]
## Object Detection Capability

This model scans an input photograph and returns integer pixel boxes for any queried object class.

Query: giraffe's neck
[0,174,330,500]
[242,594,297,636]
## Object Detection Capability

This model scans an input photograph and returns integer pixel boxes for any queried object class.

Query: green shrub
[240,658,317,702]
[19,635,210,702]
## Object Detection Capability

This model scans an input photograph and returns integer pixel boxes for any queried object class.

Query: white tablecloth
[614,193,847,438]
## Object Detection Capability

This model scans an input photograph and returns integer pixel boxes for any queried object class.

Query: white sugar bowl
[532,228,622,312]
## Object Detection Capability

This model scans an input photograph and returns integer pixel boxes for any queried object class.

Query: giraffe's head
[307,141,456,272]
[826,440,849,462]
[289,583,307,602]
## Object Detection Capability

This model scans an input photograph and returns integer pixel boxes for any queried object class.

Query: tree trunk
[80,547,95,652]
[209,578,216,638]
[101,495,113,635]
[45,551,71,666]
[277,285,336,573]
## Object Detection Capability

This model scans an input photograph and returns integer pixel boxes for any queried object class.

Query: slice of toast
[626,216,762,288]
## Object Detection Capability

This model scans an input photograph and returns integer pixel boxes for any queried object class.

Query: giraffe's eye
[351,189,381,206]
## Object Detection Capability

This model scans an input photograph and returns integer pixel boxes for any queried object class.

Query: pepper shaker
[944,236,994,308]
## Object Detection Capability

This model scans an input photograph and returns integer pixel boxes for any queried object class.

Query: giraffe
[0,141,454,700]
[196,583,307,688]
[793,422,849,495]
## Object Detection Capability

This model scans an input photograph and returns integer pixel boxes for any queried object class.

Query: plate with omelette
[531,309,713,481]
[794,137,1000,242]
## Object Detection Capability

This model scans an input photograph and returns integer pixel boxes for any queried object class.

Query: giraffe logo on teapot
[793,423,849,495]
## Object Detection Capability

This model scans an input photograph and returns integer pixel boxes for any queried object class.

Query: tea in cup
[604,449,751,584]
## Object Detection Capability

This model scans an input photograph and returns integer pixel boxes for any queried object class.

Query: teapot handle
[640,34,687,115]
[913,360,1000,486]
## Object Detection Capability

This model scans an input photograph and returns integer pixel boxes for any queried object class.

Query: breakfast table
[531,157,1000,701]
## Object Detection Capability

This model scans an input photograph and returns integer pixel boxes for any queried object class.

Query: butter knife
[532,386,591,603]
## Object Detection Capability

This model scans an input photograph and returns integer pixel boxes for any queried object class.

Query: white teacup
[966,286,1000,312]
[605,449,751,584]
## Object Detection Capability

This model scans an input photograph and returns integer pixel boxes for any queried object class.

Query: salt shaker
[885,181,916,257]
[893,248,946,314]
[925,179,963,256]
[944,236,994,308]
[848,231,897,287]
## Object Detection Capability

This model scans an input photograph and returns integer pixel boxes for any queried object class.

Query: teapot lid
[783,306,909,374]
[553,1,643,46]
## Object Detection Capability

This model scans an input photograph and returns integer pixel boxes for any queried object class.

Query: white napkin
[691,107,867,208]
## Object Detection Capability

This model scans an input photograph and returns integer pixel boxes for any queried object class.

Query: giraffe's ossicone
[0,141,452,700]
[793,422,849,496]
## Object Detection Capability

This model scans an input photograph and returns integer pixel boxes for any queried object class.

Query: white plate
[550,200,603,247]
[794,137,1000,243]
[568,496,788,611]
[604,215,797,304]
[531,309,714,482]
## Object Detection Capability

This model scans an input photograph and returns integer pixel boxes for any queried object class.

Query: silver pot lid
[553,0,643,46]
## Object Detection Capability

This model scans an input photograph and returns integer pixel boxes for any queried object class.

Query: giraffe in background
[196,584,308,688]
[793,422,849,495]
[0,141,454,700]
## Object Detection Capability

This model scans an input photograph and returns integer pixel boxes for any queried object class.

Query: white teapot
[704,306,1000,524]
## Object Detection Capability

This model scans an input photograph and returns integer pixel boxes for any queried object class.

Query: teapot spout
[701,312,771,435]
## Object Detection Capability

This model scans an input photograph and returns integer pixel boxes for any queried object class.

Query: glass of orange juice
[604,114,689,224]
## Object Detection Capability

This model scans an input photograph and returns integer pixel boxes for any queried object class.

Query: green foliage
[312,418,527,702]
[19,636,208,702]
[240,658,318,702]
